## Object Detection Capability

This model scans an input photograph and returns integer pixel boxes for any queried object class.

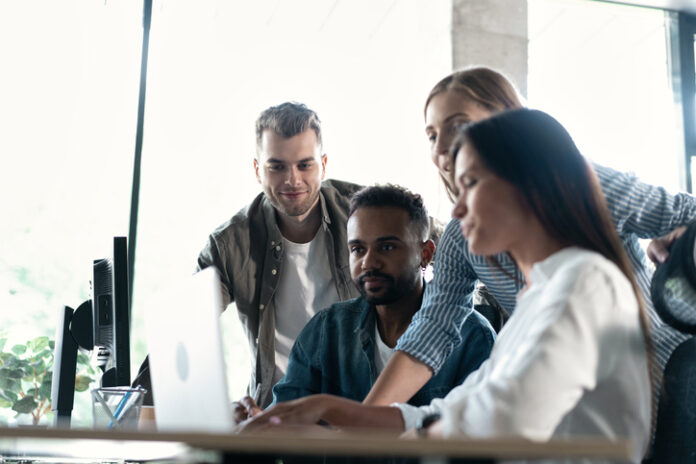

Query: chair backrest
[650,338,696,462]
[650,221,696,335]
[649,220,696,463]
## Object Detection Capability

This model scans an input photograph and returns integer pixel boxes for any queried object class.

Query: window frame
[668,10,696,193]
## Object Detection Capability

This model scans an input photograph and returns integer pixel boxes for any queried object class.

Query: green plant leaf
[0,368,25,380]
[74,375,93,392]
[0,398,11,408]
[11,360,28,373]
[29,337,49,353]
[36,349,52,360]
[26,388,38,398]
[77,352,90,366]
[0,373,23,396]
[0,338,6,352]
[0,353,18,368]
[0,388,18,403]
[0,382,19,403]
[39,378,52,399]
[10,345,26,356]
[12,395,37,414]
[49,340,55,350]
[30,359,46,374]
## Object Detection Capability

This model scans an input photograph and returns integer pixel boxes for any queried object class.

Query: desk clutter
[90,386,146,431]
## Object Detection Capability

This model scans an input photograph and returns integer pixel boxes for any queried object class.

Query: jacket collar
[354,282,427,348]
[354,297,376,348]
[318,189,332,226]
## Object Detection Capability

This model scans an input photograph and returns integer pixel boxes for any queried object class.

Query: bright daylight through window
[1,0,690,427]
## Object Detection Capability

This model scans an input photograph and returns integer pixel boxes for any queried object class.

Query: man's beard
[357,269,419,305]
[266,188,319,218]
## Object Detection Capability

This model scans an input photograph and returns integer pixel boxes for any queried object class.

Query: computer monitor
[51,236,132,426]
[92,236,131,387]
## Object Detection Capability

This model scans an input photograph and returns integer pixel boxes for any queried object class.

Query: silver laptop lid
[144,267,234,432]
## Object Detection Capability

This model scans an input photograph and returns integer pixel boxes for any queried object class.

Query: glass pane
[692,33,696,193]
[0,1,142,426]
[528,0,683,193]
[132,0,452,399]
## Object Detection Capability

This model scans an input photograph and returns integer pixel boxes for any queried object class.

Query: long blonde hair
[425,67,524,201]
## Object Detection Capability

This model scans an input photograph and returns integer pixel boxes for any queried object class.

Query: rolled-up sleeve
[595,163,696,237]
[395,219,478,373]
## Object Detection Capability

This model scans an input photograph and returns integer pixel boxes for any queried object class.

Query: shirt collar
[529,246,583,286]
[318,188,332,226]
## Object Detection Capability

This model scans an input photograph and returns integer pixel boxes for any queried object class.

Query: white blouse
[396,247,651,463]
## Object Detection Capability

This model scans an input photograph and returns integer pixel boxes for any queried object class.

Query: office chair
[648,221,696,463]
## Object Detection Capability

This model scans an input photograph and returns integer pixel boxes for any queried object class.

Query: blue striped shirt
[396,163,696,392]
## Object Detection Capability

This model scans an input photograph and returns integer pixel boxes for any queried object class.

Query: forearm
[320,395,405,431]
[393,219,477,372]
[363,351,433,405]
[595,163,696,236]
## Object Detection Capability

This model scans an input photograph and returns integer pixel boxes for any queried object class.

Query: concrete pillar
[451,0,528,98]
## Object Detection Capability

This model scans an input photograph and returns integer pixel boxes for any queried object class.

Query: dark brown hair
[451,108,655,413]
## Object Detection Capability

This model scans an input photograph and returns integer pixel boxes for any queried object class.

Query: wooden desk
[0,427,632,463]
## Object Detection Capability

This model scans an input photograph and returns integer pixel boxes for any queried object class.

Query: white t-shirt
[272,229,340,384]
[396,247,651,464]
[374,325,395,375]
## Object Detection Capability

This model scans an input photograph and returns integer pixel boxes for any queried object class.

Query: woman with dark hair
[241,109,652,462]
[416,108,652,457]
[364,67,696,413]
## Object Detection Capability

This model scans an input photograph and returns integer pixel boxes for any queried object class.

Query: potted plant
[0,336,95,426]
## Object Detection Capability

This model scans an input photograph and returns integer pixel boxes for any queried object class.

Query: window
[131,0,452,399]
[0,0,142,425]
[528,0,684,194]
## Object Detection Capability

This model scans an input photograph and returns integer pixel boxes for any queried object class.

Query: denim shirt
[272,295,495,406]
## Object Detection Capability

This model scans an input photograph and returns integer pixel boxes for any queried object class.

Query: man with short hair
[236,185,494,418]
[195,102,364,407]
[133,102,364,407]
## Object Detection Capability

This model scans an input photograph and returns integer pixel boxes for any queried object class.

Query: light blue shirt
[396,163,696,393]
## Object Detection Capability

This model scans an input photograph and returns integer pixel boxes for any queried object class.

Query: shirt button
[271,240,275,245]
[255,337,259,344]
[276,245,281,251]
[259,304,264,310]
[271,269,277,275]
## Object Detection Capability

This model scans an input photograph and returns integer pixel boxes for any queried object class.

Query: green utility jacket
[196,179,363,407]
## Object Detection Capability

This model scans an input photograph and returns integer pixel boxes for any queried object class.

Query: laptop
[144,267,236,433]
